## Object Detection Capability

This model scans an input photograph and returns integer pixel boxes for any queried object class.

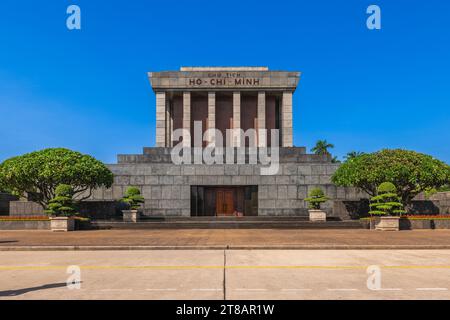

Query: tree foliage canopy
[0,148,113,208]
[344,151,365,161]
[332,149,450,206]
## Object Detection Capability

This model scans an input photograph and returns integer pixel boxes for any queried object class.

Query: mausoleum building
[91,67,366,218]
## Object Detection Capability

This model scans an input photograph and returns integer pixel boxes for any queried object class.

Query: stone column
[257,91,266,147]
[182,92,191,147]
[281,91,293,147]
[165,96,171,147]
[155,92,166,147]
[232,92,241,147]
[170,103,174,147]
[207,92,216,146]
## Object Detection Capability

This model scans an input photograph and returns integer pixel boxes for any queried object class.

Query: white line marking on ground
[416,288,448,291]
[327,288,359,291]
[191,288,222,291]
[281,288,312,292]
[99,289,133,292]
[234,288,268,291]
[145,288,177,291]
[375,288,403,291]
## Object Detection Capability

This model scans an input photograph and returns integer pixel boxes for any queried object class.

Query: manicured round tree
[45,184,77,217]
[0,148,113,208]
[304,188,329,210]
[369,182,406,216]
[120,187,145,210]
[332,149,450,208]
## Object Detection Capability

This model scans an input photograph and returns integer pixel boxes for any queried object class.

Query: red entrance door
[216,189,234,216]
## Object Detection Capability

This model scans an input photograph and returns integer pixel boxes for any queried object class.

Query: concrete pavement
[1,250,450,299]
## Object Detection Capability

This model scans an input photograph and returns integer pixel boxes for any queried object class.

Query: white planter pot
[309,209,326,222]
[50,217,75,232]
[122,210,139,223]
[375,216,400,231]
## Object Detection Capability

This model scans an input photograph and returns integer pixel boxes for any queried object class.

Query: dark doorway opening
[191,186,258,217]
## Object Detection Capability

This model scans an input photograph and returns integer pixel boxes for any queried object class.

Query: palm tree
[344,151,365,161]
[331,156,341,163]
[311,140,334,155]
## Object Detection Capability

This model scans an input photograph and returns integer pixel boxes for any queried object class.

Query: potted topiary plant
[369,182,406,231]
[120,187,144,222]
[305,188,329,222]
[45,184,77,231]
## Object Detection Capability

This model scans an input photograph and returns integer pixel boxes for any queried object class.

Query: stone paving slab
[1,229,450,250]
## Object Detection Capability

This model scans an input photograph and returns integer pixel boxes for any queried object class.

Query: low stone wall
[0,219,91,230]
[78,200,120,220]
[414,192,450,215]
[360,218,450,230]
[9,201,44,216]
[9,200,120,220]
[0,220,50,230]
[0,193,19,215]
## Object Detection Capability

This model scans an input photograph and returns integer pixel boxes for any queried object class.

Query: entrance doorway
[191,186,258,217]
[216,188,234,216]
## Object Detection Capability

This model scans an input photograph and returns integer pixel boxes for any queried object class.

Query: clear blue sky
[1,0,449,164]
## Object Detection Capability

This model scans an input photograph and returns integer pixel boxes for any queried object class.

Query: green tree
[369,182,406,216]
[311,140,334,155]
[332,149,450,208]
[120,187,145,210]
[344,151,365,161]
[304,188,329,210]
[0,148,113,208]
[331,156,341,163]
[45,184,77,217]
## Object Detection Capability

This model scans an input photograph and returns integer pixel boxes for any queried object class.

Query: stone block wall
[411,192,450,215]
[0,193,19,215]
[9,201,44,216]
[84,147,368,218]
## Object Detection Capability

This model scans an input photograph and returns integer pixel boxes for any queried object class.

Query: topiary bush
[369,182,406,216]
[304,188,329,210]
[120,187,144,210]
[45,184,78,217]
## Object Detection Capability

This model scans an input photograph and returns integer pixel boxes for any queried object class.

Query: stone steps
[92,219,363,230]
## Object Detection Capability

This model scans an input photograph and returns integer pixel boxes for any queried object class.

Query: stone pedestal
[309,209,326,222]
[122,210,139,223]
[375,216,400,231]
[50,217,75,232]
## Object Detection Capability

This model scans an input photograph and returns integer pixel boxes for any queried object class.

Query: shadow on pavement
[0,282,80,296]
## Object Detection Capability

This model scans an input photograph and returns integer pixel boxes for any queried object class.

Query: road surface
[1,250,449,299]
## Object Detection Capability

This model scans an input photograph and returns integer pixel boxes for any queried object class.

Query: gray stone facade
[85,147,368,217]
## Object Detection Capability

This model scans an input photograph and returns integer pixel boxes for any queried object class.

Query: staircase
[92,216,364,229]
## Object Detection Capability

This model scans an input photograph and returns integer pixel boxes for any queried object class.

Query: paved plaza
[2,229,450,249]
[0,249,449,300]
